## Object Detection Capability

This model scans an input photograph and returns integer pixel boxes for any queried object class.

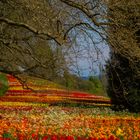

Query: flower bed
[2,74,139,139]
[0,106,140,140]
[0,74,111,106]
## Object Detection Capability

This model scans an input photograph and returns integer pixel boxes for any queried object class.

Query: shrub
[0,73,9,96]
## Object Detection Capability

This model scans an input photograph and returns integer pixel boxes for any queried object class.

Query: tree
[106,0,140,112]
[0,0,140,111]
[59,0,140,111]
[0,0,68,81]
[0,0,108,81]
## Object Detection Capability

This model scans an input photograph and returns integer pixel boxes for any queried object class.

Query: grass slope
[17,74,65,90]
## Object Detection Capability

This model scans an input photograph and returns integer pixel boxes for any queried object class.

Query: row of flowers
[3,74,111,106]
[0,101,49,107]
[6,90,107,99]
[0,96,63,104]
[0,97,111,107]
[1,94,110,102]
[0,105,140,140]
[0,134,120,140]
[7,74,108,99]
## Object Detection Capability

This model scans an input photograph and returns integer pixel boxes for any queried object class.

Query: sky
[66,28,110,77]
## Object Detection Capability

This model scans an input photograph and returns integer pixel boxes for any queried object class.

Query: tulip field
[0,74,140,140]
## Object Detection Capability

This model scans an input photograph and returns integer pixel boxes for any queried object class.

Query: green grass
[0,73,9,96]
[88,85,108,97]
[18,74,65,89]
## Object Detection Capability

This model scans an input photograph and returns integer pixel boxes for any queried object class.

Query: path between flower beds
[0,75,111,107]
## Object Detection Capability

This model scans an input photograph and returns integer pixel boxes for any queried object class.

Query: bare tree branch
[0,17,61,45]
[64,22,105,40]
[60,0,113,27]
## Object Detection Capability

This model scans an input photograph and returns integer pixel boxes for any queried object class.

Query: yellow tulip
[116,128,124,136]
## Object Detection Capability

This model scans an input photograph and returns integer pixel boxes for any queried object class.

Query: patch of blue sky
[65,26,110,77]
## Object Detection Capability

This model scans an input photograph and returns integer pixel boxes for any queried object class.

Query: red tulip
[60,136,66,140]
[100,138,107,140]
[42,136,48,140]
[50,135,58,140]
[32,133,39,140]
[66,136,75,140]
[108,135,115,140]
[32,133,36,138]
[88,137,98,140]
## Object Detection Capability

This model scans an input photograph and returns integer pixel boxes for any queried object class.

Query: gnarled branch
[0,17,61,45]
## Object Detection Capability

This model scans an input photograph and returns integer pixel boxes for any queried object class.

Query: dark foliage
[106,53,140,112]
